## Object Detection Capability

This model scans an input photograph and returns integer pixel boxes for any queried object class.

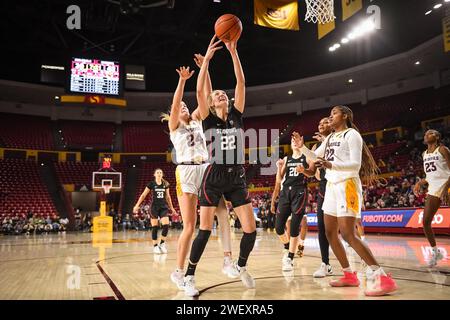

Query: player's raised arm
[225,40,245,113]
[194,53,213,100]
[169,66,195,132]
[192,35,222,121]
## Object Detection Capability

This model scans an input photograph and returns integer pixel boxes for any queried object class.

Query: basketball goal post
[91,156,122,260]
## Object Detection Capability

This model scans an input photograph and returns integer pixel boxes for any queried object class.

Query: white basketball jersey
[170,120,208,164]
[320,128,362,183]
[423,147,450,187]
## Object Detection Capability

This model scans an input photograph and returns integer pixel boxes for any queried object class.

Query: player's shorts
[150,206,168,219]
[278,187,308,218]
[323,177,363,218]
[175,163,209,197]
[427,180,448,198]
[199,164,251,208]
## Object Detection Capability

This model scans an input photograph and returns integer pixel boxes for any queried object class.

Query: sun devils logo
[102,157,112,169]
[266,8,287,20]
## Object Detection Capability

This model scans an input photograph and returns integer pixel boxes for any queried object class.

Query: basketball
[214,14,242,42]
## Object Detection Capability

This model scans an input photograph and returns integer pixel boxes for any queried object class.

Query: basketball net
[304,0,336,24]
[102,185,112,194]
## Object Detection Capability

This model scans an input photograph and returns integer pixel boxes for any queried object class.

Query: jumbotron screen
[69,58,121,96]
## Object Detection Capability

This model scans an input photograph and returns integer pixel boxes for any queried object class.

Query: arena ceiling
[0,0,446,92]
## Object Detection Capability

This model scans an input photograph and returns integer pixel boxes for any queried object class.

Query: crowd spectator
[1,212,66,235]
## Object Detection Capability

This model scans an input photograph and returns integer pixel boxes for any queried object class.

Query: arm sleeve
[332,130,363,172]
[300,138,327,161]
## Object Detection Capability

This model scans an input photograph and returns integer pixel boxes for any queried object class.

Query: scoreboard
[69,58,121,96]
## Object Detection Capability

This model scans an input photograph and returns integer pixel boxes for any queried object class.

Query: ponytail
[160,112,170,123]
[335,105,381,186]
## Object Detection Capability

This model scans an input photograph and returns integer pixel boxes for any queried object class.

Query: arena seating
[0,113,54,150]
[0,159,57,218]
[370,142,405,161]
[54,161,100,189]
[123,122,170,152]
[289,87,449,138]
[59,120,115,149]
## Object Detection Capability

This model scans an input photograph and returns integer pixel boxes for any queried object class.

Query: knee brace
[151,225,159,241]
[161,224,169,237]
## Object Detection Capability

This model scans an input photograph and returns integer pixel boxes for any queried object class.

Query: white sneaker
[282,257,294,272]
[282,249,289,260]
[153,245,161,254]
[223,257,239,278]
[170,269,185,290]
[159,242,168,254]
[428,249,444,267]
[237,264,255,289]
[313,262,333,278]
[183,275,199,297]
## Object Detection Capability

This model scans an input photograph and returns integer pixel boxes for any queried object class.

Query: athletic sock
[432,246,438,253]
[238,231,257,268]
[288,252,295,260]
[299,239,304,246]
[284,243,289,250]
[185,229,211,276]
[343,267,352,273]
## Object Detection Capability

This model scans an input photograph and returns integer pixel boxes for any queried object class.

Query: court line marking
[96,262,126,300]
[198,274,450,297]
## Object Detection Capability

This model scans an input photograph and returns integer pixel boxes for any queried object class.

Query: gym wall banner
[306,208,450,229]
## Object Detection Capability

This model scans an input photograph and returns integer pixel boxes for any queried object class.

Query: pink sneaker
[330,271,360,287]
[365,273,397,296]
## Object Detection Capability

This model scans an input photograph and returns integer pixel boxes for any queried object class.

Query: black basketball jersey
[202,104,244,165]
[281,154,308,189]
[146,181,169,207]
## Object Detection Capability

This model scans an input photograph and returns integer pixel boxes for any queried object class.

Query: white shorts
[428,180,448,198]
[175,163,209,197]
[323,177,363,218]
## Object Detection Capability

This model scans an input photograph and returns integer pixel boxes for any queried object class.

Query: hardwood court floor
[0,229,449,300]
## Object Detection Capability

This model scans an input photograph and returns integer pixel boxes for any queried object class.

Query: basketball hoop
[102,185,112,194]
[305,0,336,24]
[101,179,112,194]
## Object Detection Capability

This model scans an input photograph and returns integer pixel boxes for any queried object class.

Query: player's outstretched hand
[176,66,195,81]
[194,54,205,68]
[225,39,237,54]
[204,35,223,61]
[313,132,325,142]
[315,157,332,169]
[296,164,305,174]
[133,205,139,214]
[276,158,285,168]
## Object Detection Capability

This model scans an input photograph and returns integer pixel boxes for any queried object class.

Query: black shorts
[277,187,307,217]
[151,206,168,219]
[199,164,251,208]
